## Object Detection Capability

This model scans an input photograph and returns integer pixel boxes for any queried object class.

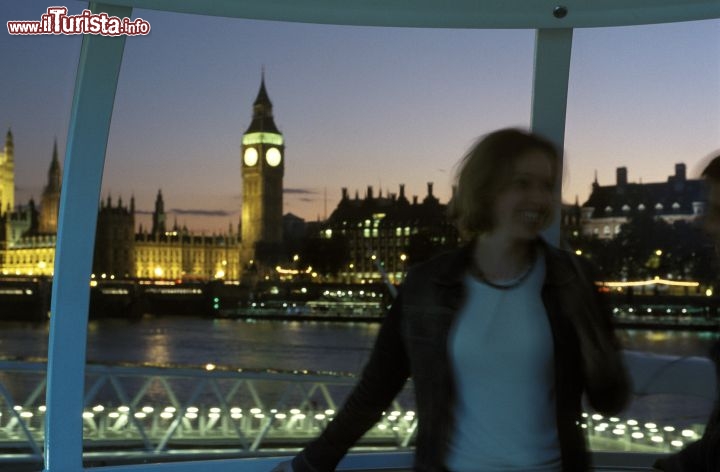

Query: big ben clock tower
[241,75,284,270]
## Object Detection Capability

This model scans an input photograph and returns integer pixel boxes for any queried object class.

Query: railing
[0,360,416,466]
[0,350,715,468]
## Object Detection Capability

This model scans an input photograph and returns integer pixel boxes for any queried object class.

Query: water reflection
[1,318,718,371]
[617,329,720,358]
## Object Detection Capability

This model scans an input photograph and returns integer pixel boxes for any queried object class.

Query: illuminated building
[581,164,707,239]
[321,183,459,283]
[0,130,14,212]
[0,137,244,281]
[133,190,241,280]
[0,78,288,281]
[240,75,284,273]
[0,140,55,277]
[38,140,62,234]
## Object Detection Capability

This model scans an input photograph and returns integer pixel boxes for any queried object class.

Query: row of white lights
[7,406,698,446]
[582,412,699,449]
[322,290,380,298]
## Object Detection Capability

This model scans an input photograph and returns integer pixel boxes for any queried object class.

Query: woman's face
[490,150,555,241]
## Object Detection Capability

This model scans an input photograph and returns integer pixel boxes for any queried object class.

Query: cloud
[284,188,317,195]
[169,208,236,217]
[136,208,236,216]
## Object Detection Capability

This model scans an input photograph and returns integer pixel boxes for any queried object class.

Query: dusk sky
[2,1,719,233]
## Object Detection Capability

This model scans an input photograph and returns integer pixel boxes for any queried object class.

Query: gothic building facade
[0,130,14,213]
[131,190,241,280]
[38,141,62,234]
[240,75,285,271]
[1,77,284,281]
[0,146,244,280]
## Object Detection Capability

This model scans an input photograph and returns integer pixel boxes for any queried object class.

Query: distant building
[0,135,244,280]
[320,183,459,283]
[0,76,289,281]
[0,137,56,277]
[0,132,245,280]
[0,130,14,213]
[38,140,61,234]
[93,194,136,279]
[131,190,241,280]
[240,75,284,273]
[581,164,706,239]
[561,198,583,239]
[283,213,306,243]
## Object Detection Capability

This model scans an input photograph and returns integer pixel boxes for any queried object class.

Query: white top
[445,255,562,472]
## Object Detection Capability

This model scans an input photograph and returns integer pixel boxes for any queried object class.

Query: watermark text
[7,7,151,36]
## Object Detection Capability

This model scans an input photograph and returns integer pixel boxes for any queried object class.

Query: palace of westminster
[0,78,709,284]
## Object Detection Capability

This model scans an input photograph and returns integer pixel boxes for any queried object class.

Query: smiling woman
[10,1,719,471]
[280,128,629,472]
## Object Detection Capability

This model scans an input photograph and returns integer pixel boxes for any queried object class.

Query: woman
[279,128,630,471]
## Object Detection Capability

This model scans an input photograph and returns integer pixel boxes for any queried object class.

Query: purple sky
[2,1,719,233]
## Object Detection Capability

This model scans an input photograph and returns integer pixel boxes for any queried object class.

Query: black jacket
[294,240,630,471]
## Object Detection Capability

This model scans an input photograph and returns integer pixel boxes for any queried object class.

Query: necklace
[470,260,534,290]
[470,243,538,290]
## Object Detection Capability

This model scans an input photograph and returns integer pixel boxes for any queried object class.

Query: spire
[5,129,13,160]
[245,72,280,134]
[155,189,164,212]
[47,139,61,192]
[130,195,135,214]
[152,189,166,236]
[38,139,62,233]
[254,72,272,109]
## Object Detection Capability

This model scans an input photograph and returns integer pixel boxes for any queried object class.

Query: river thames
[0,316,718,373]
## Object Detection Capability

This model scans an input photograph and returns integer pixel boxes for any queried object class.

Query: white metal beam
[532,28,574,246]
[82,0,720,28]
[44,3,131,471]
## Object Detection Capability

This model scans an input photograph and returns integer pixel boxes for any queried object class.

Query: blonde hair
[447,128,559,240]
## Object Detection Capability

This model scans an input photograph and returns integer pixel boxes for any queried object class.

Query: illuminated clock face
[265,147,282,167]
[243,147,258,167]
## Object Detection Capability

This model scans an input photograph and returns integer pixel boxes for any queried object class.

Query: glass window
[7,2,719,469]
[569,19,720,455]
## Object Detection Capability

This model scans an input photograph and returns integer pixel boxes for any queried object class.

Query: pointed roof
[4,128,14,160]
[253,70,272,108]
[244,74,281,135]
[44,139,62,193]
[50,139,60,173]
